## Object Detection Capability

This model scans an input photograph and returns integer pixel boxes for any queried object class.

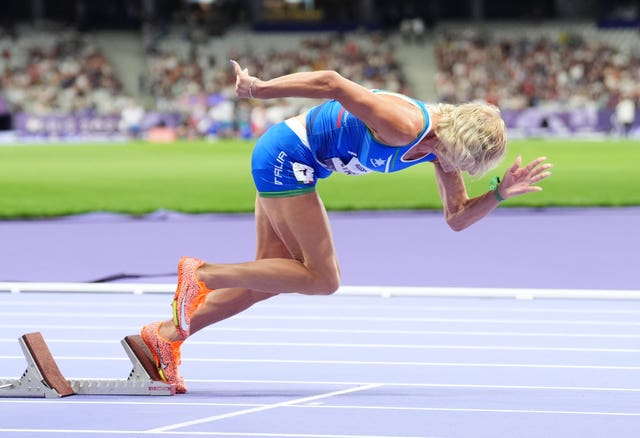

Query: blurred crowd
[435,31,640,112]
[0,25,638,138]
[0,27,132,116]
[142,31,411,139]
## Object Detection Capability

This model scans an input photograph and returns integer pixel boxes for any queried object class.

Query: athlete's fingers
[529,163,553,177]
[528,170,550,184]
[508,155,522,173]
[524,156,548,173]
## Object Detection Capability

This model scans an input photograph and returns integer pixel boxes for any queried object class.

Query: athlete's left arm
[433,156,552,231]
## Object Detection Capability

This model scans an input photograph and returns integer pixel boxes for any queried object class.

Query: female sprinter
[141,60,552,393]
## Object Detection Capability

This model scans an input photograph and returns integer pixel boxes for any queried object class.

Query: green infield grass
[0,138,639,218]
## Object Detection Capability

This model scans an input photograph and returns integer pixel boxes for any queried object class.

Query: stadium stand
[140,27,414,138]
[0,24,132,116]
[0,20,638,139]
[433,21,640,111]
[92,31,146,99]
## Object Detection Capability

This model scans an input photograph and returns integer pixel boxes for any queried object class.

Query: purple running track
[0,207,638,290]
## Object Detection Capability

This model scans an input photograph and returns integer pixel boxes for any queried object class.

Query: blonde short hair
[434,103,507,176]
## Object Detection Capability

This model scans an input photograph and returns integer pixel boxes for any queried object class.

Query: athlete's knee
[311,267,341,295]
[250,290,280,302]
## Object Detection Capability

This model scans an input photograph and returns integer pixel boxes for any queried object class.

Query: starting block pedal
[0,332,74,398]
[0,332,175,398]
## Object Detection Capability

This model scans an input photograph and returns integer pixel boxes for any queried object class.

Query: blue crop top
[305,91,435,175]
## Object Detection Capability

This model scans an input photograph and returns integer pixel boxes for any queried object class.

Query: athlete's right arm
[232,59,366,101]
[230,60,421,144]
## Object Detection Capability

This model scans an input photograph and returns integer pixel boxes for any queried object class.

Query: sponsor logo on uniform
[292,162,315,184]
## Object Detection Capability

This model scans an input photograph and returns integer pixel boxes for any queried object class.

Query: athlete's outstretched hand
[230,59,258,99]
[498,156,552,200]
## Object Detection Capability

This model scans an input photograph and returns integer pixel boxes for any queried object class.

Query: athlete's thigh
[254,194,293,260]
[257,191,339,276]
[197,195,287,310]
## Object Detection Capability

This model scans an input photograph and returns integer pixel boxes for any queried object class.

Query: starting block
[0,332,175,398]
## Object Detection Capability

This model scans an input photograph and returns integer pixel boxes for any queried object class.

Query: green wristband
[489,176,504,202]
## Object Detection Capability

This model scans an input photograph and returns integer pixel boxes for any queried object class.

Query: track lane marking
[3,356,640,370]
[3,338,640,353]
[148,383,382,433]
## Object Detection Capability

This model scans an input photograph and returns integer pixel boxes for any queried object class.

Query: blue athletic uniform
[251,91,435,197]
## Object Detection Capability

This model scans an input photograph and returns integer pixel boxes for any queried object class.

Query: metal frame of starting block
[0,332,175,398]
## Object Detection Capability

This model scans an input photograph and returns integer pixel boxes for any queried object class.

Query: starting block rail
[0,332,175,398]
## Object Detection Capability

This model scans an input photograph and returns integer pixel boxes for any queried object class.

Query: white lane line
[5,300,640,315]
[242,315,640,326]
[182,358,640,370]
[2,356,639,370]
[0,324,142,330]
[187,379,640,393]
[0,312,161,318]
[0,404,638,438]
[253,304,640,315]
[3,282,639,298]
[0,338,119,344]
[0,400,264,407]
[209,327,640,338]
[183,341,640,353]
[0,430,438,437]
[2,325,640,338]
[0,377,640,394]
[0,301,169,309]
[293,404,640,417]
[0,355,128,361]
[4,312,640,326]
[147,383,382,433]
[2,338,640,354]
